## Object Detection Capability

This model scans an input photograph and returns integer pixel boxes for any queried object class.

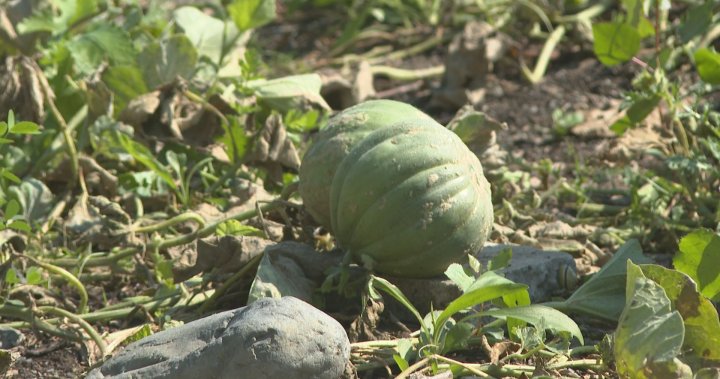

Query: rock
[478,244,577,301]
[385,244,577,319]
[0,327,23,349]
[86,297,350,379]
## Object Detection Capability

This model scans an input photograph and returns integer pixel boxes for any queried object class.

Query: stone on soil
[86,297,350,379]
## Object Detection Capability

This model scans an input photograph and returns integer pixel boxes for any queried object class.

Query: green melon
[329,120,494,278]
[299,100,434,230]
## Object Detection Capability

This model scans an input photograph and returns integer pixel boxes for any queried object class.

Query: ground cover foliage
[0,0,719,377]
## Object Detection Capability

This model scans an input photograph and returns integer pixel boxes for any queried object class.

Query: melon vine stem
[48,201,283,268]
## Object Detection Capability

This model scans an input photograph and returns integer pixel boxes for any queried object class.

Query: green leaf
[592,22,641,66]
[138,34,198,89]
[674,229,720,301]
[227,0,276,32]
[610,93,662,135]
[17,10,56,34]
[67,25,136,76]
[679,2,714,44]
[444,263,474,293]
[488,247,512,271]
[216,220,264,237]
[102,65,148,115]
[614,261,690,379]
[9,121,40,135]
[436,271,528,330]
[554,239,652,321]
[217,117,248,163]
[26,266,44,285]
[4,268,18,285]
[7,220,31,233]
[173,6,241,65]
[56,0,98,30]
[641,264,720,366]
[113,132,177,191]
[248,73,331,111]
[370,275,425,328]
[483,305,584,344]
[4,199,20,220]
[8,178,55,223]
[1,169,21,184]
[694,48,720,85]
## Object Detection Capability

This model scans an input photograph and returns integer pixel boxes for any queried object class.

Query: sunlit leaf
[614,262,690,379]
[592,22,641,66]
[9,121,40,135]
[26,266,44,285]
[674,229,720,301]
[138,34,198,89]
[248,73,331,111]
[641,264,720,366]
[227,0,276,32]
[436,271,528,330]
[67,25,135,75]
[551,239,652,321]
[102,65,148,115]
[482,305,584,344]
[174,6,241,65]
[4,199,20,220]
[694,48,720,85]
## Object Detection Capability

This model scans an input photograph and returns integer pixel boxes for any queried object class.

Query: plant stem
[520,25,566,84]
[37,306,107,357]
[198,253,263,313]
[48,201,283,268]
[132,212,206,234]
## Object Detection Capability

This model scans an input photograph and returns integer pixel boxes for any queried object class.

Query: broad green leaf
[173,6,241,65]
[227,0,276,32]
[17,10,56,34]
[9,121,40,135]
[615,262,689,379]
[674,229,720,301]
[679,2,714,43]
[102,65,148,116]
[4,268,18,285]
[248,74,331,111]
[8,178,55,224]
[694,48,720,85]
[67,25,135,75]
[370,275,425,328]
[443,321,474,353]
[0,121,7,136]
[483,305,584,344]
[436,271,528,330]
[592,22,641,66]
[56,0,98,30]
[444,263,474,292]
[138,34,198,89]
[552,239,651,321]
[641,264,720,365]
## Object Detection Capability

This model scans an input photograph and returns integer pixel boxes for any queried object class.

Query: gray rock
[478,244,577,301]
[0,326,23,349]
[86,297,350,379]
[386,244,577,318]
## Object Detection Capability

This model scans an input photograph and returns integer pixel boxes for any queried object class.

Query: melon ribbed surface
[299,100,434,230]
[329,120,493,278]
